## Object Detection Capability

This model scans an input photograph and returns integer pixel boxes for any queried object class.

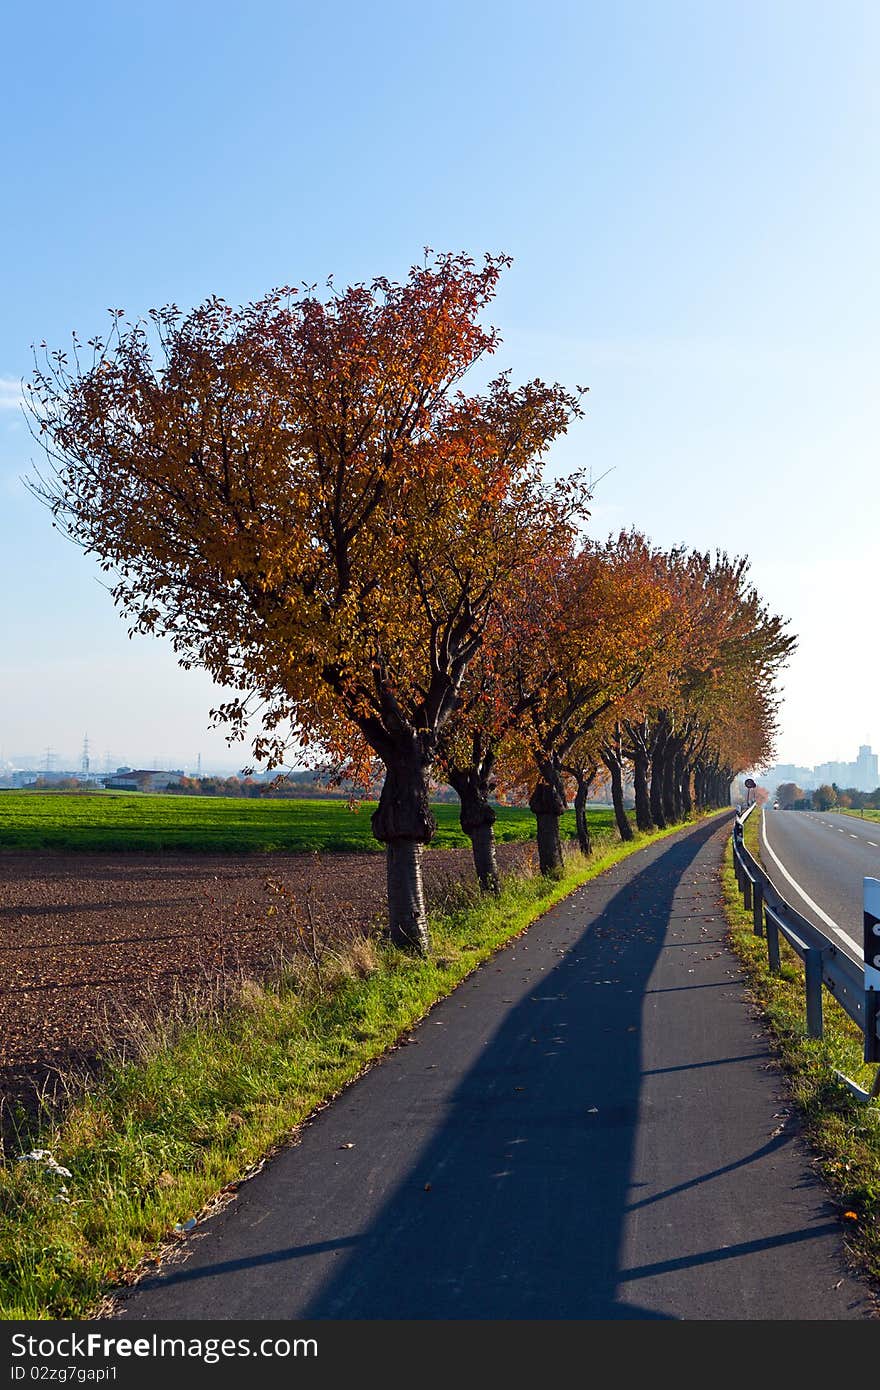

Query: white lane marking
[760,814,861,956]
[869,841,879,848]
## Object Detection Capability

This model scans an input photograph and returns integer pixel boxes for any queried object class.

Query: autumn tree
[27,252,585,953]
[496,533,672,874]
[560,733,605,856]
[434,511,586,890]
[628,550,794,823]
[813,784,837,811]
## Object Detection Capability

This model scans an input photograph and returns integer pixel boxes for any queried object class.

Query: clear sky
[1,0,877,772]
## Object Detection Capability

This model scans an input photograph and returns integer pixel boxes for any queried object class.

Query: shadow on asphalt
[131,818,833,1319]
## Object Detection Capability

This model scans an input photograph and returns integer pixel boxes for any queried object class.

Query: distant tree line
[776,781,880,811]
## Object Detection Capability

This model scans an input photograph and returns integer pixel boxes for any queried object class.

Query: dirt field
[0,841,539,1120]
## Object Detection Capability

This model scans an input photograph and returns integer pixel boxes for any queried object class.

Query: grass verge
[838,808,880,825]
[1,812,715,1319]
[722,808,880,1286]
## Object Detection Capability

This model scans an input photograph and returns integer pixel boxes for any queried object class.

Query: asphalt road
[761,810,880,960]
[113,815,872,1321]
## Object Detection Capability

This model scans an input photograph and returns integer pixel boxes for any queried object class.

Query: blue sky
[1,1,877,771]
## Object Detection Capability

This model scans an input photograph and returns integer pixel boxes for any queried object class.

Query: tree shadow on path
[126,818,844,1319]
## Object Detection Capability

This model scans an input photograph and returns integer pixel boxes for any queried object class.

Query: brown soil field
[0,842,539,1125]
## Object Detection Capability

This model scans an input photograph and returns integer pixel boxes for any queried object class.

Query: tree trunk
[573,773,593,856]
[384,840,430,954]
[371,745,437,952]
[574,782,592,856]
[650,742,667,829]
[447,764,499,893]
[672,749,686,820]
[469,819,500,893]
[529,776,566,876]
[680,759,693,816]
[693,765,704,809]
[632,750,654,832]
[661,746,677,824]
[606,755,634,841]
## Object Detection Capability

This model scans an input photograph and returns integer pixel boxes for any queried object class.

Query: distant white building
[856,745,879,790]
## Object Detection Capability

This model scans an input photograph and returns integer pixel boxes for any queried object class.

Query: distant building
[762,744,880,795]
[856,745,879,790]
[761,762,815,792]
[103,769,184,792]
[10,769,80,788]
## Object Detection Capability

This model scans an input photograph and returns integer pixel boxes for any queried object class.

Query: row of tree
[27,252,795,953]
[777,782,880,812]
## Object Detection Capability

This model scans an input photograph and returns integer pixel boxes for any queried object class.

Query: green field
[0,790,614,853]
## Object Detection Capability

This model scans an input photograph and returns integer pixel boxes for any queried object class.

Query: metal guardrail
[731,804,880,1098]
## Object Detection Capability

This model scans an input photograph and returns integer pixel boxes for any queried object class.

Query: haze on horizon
[1,1,877,774]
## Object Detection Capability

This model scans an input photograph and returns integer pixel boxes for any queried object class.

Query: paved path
[114,815,873,1320]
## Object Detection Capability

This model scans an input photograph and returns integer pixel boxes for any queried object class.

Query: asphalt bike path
[115,814,872,1320]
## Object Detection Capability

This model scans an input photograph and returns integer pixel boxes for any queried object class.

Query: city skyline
[761,743,880,793]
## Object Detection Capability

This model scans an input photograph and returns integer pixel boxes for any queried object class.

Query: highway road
[760,810,880,961]
[114,815,871,1321]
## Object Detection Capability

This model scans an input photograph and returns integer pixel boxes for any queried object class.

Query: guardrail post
[766,911,781,973]
[752,880,764,937]
[805,948,824,1039]
[743,873,752,911]
[864,879,880,1063]
[732,843,740,889]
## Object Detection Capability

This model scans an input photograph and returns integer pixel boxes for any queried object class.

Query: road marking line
[760,815,861,956]
[869,841,879,848]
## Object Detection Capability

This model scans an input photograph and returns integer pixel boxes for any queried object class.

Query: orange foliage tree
[27,252,585,952]
[494,533,673,874]
[434,511,586,890]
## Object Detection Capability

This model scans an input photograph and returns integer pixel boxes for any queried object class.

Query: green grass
[838,807,880,823]
[722,808,880,1284]
[0,811,713,1319]
[0,790,615,854]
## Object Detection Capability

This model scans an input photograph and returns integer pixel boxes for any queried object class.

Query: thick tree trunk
[693,765,704,809]
[650,742,667,829]
[447,764,499,893]
[632,750,654,832]
[529,776,566,876]
[606,756,634,841]
[672,749,686,820]
[573,775,593,856]
[680,759,693,816]
[661,747,677,824]
[371,745,437,952]
[469,819,500,893]
[384,840,430,954]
